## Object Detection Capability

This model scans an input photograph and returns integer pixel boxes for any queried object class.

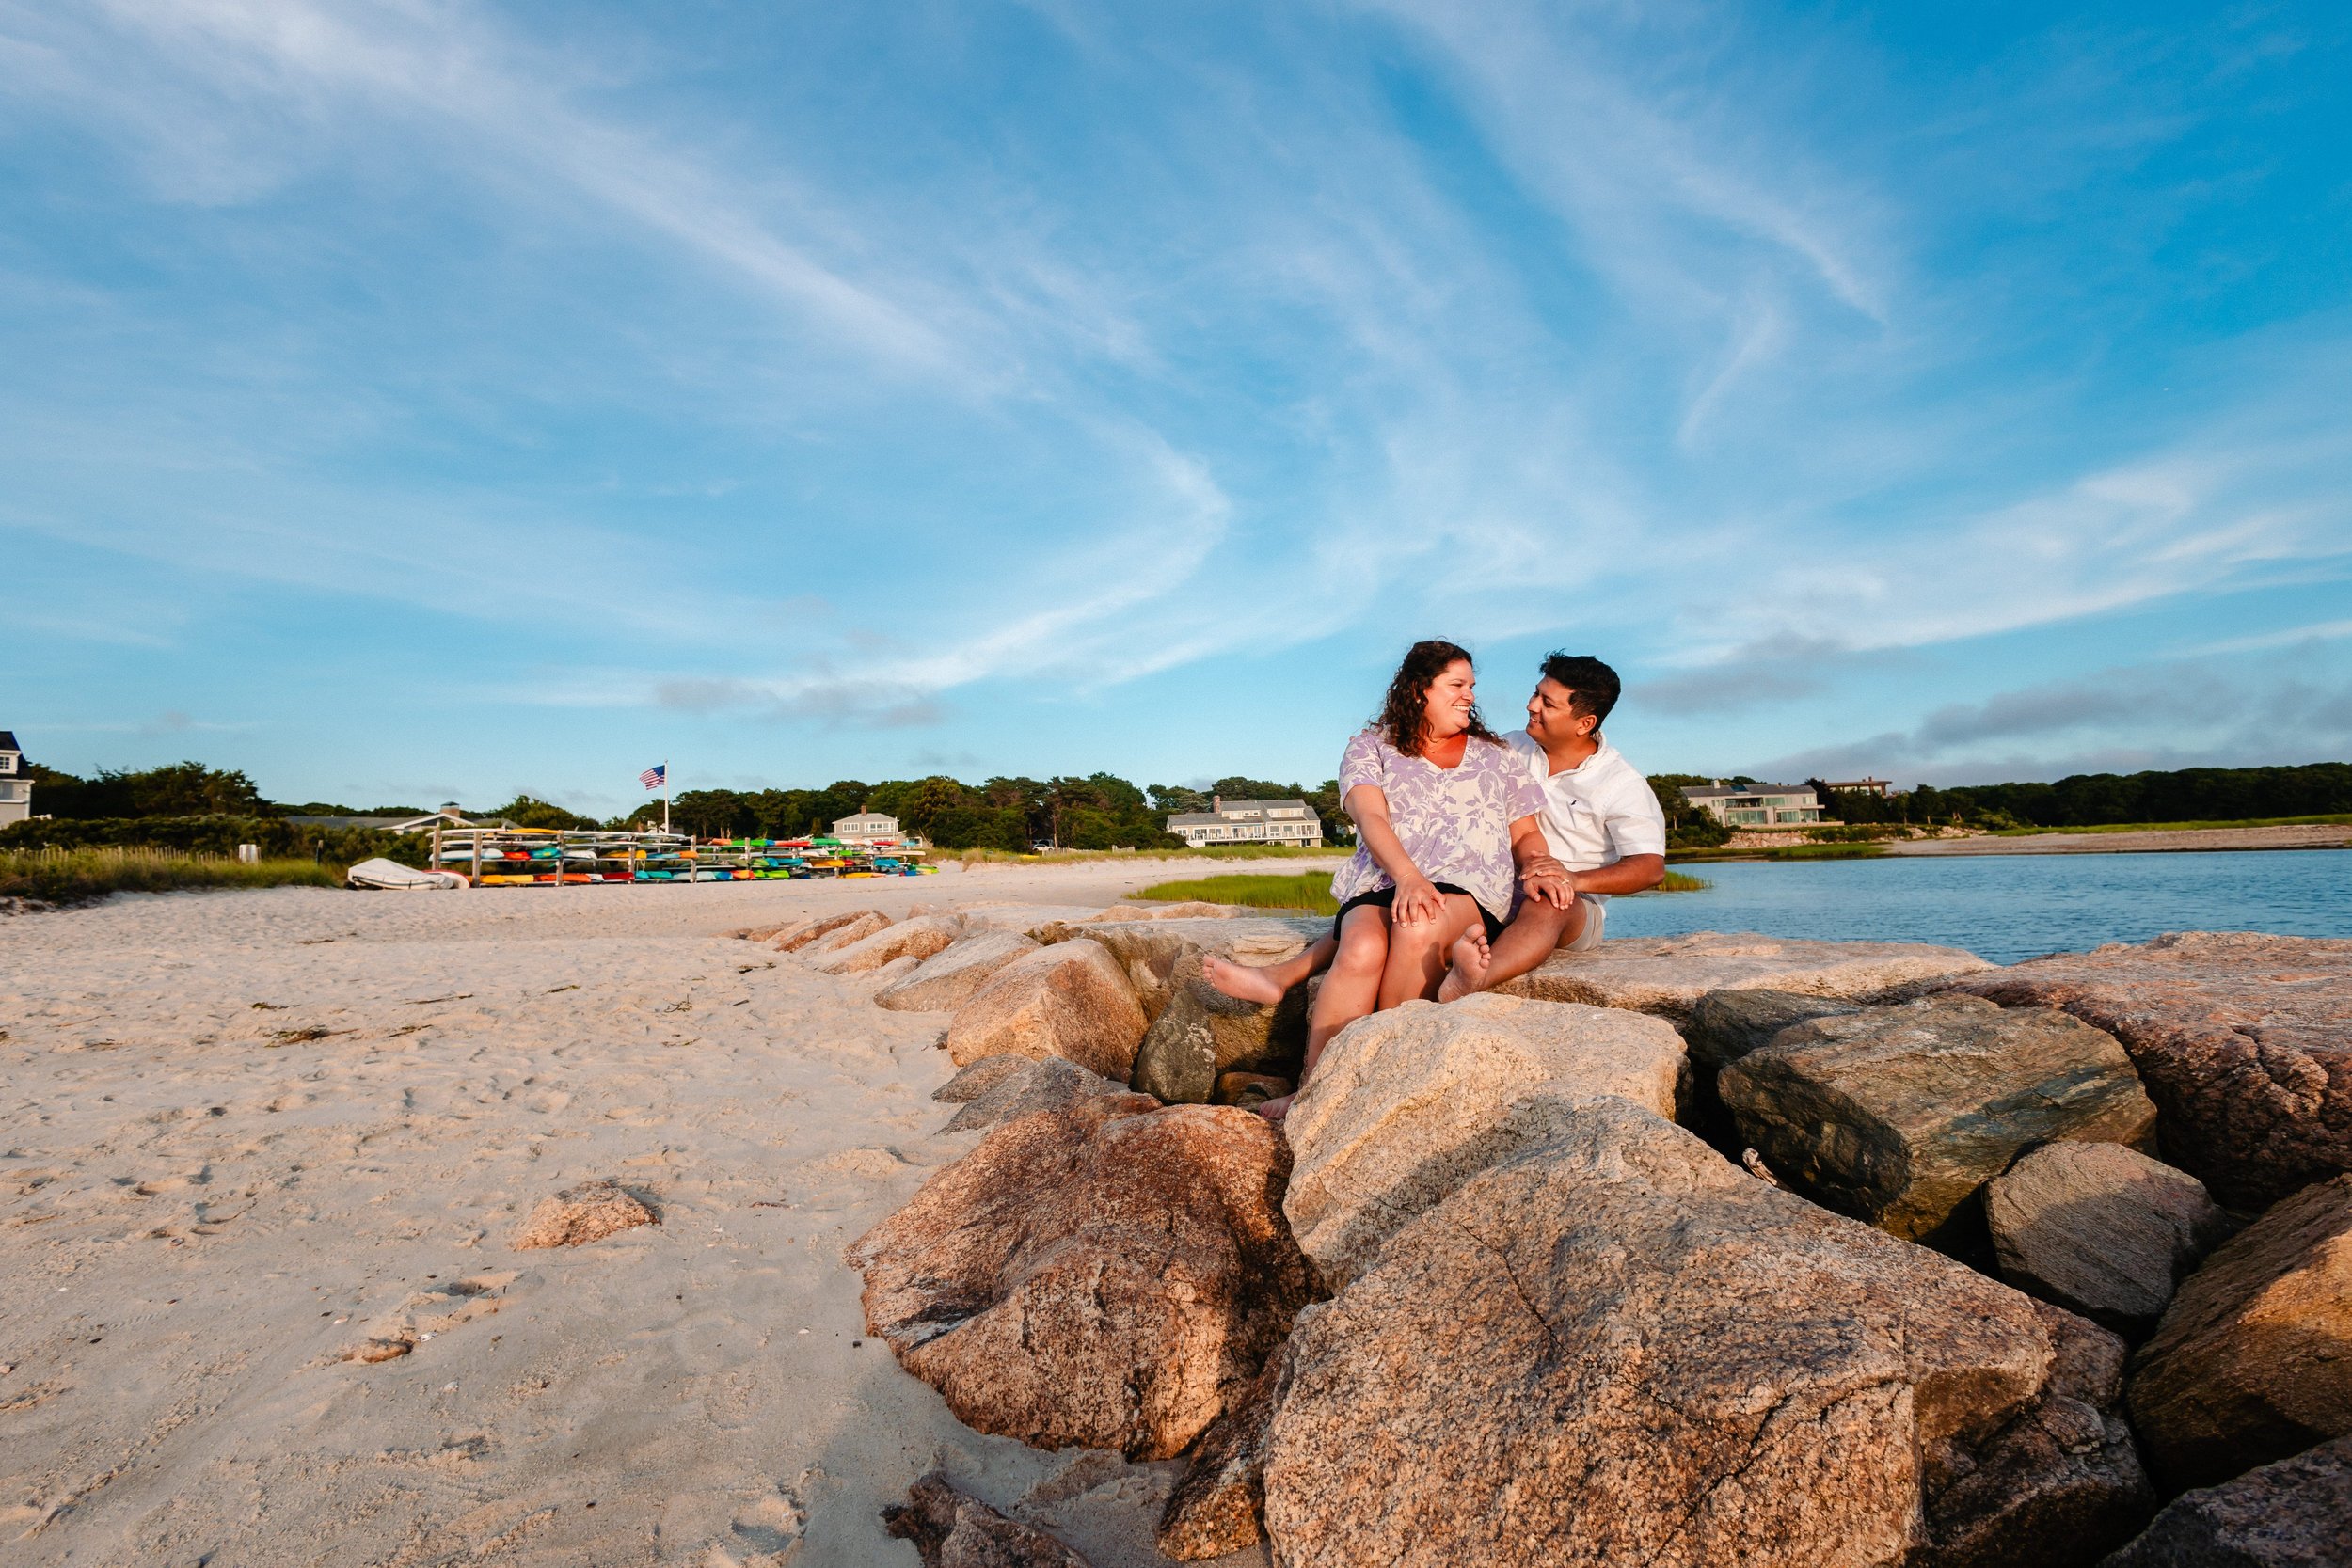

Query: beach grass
[1138,867,1711,913]
[1990,813,2352,836]
[1137,872,1341,913]
[1673,842,1889,863]
[0,847,342,907]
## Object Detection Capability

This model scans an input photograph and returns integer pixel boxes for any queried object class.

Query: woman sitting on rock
[1210,639,1547,1121]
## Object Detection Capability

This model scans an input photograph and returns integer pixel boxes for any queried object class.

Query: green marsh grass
[0,847,341,907]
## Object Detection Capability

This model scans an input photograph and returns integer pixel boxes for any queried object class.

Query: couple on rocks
[1207,640,1667,1120]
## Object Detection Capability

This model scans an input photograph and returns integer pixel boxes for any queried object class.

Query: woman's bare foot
[1202,954,1289,1006]
[1253,1092,1295,1123]
[1436,928,1492,1002]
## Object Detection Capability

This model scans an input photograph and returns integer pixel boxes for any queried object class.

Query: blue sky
[4,1,2349,815]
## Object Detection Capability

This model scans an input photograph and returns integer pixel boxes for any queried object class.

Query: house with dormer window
[1165,795,1326,848]
[0,732,30,827]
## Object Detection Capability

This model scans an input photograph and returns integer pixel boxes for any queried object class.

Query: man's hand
[1521,864,1575,908]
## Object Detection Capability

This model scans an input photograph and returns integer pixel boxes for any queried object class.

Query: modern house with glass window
[0,732,30,827]
[1680,781,1826,828]
[1165,795,1326,848]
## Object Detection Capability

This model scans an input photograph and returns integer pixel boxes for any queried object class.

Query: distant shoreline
[1883,823,2352,857]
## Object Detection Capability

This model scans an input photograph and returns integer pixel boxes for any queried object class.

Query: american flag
[640,764,666,790]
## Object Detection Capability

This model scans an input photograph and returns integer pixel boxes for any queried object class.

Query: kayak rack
[427,825,931,887]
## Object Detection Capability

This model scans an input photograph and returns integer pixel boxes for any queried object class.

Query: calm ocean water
[1605,848,2350,965]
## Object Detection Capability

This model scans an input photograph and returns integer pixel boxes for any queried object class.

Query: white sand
[0,861,1313,1566]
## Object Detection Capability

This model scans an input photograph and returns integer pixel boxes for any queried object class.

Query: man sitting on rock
[1204,652,1667,1008]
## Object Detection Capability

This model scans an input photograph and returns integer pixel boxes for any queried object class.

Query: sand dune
[0,862,1302,1566]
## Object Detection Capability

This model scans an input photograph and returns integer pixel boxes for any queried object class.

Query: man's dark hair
[1539,653,1621,726]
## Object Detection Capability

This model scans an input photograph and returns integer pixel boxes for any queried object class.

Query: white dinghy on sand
[346,858,469,891]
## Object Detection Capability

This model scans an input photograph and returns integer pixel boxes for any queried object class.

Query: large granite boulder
[2128,1173,2352,1490]
[1496,929,1994,1022]
[942,939,1149,1080]
[800,909,892,954]
[1261,1097,2153,1568]
[848,1093,1312,1461]
[1054,916,1323,1104]
[2097,1433,2352,1567]
[1087,900,1247,921]
[935,1056,1131,1134]
[1156,1342,1293,1561]
[1988,1142,2231,1335]
[876,929,1042,1011]
[1941,933,2352,1209]
[882,1472,1095,1567]
[1684,988,1862,1073]
[1720,994,2158,1251]
[810,911,964,974]
[1038,915,1323,1022]
[771,908,888,953]
[1281,995,1688,1288]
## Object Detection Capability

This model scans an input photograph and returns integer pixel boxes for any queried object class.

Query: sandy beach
[0,862,1307,1567]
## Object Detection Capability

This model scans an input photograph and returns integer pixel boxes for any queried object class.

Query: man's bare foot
[1437,928,1492,1003]
[1253,1092,1295,1123]
[1202,954,1287,1006]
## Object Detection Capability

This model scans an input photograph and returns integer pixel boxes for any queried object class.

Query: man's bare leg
[1255,912,1385,1122]
[1440,897,1579,1000]
[1203,936,1334,1006]
[1378,894,1485,1009]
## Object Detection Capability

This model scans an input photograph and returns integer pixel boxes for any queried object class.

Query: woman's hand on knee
[1392,876,1445,926]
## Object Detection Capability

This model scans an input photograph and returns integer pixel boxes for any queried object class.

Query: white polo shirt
[1506,731,1667,901]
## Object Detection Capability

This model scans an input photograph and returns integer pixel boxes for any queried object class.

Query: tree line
[12,755,2346,853]
[1808,762,2352,830]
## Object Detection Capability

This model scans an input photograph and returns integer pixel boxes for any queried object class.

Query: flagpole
[663,760,671,835]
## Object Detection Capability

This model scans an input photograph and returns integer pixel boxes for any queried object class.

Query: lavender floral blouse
[1328,728,1545,922]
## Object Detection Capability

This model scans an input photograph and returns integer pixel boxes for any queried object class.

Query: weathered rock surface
[2097,1433,2352,1567]
[1214,1070,1290,1110]
[877,929,1043,1011]
[1989,1142,2231,1334]
[932,1054,1034,1103]
[849,1093,1312,1460]
[1263,1097,2153,1568]
[1281,995,1688,1287]
[1088,900,1245,922]
[1130,975,1310,1104]
[1721,994,2158,1250]
[1157,1341,1293,1561]
[1495,928,1994,1022]
[800,910,892,954]
[810,911,964,975]
[882,1472,1096,1567]
[1941,932,2352,1208]
[1684,987,1862,1072]
[2128,1173,2352,1490]
[948,902,1121,940]
[1038,916,1323,1022]
[942,939,1149,1080]
[770,908,885,953]
[938,1056,1132,1134]
[512,1180,657,1248]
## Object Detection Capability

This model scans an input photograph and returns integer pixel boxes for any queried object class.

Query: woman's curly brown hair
[1376,640,1500,756]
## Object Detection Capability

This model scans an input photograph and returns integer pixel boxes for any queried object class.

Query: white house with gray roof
[1166,795,1324,848]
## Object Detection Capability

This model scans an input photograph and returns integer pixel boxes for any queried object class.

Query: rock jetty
[766,911,2352,1560]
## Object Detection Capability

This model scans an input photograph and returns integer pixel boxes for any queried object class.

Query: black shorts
[1332,881,1506,944]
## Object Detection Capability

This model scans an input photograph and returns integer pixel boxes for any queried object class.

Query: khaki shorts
[1560,895,1606,953]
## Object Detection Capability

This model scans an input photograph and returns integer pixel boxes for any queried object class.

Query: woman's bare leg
[1256,910,1387,1122]
[1203,936,1335,1006]
[1378,894,1485,1009]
